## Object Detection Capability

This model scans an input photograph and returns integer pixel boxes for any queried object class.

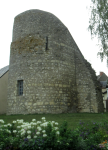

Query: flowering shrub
[0,118,85,150]
[1,118,108,150]
[0,118,61,150]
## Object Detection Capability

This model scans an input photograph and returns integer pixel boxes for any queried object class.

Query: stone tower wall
[74,42,104,113]
[7,9,104,114]
[7,10,77,114]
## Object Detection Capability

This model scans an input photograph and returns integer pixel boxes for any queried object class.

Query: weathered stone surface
[7,9,104,115]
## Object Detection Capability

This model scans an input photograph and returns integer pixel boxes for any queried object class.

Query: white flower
[54,127,58,130]
[21,131,26,136]
[27,126,31,129]
[43,134,47,137]
[32,119,36,122]
[24,122,28,124]
[42,122,48,127]
[29,122,35,129]
[17,126,21,129]
[27,130,31,134]
[23,127,27,130]
[21,128,26,132]
[52,121,55,124]
[19,121,23,124]
[37,127,42,131]
[22,131,26,134]
[20,119,24,122]
[34,135,37,138]
[17,119,23,124]
[27,135,31,139]
[56,131,60,135]
[17,119,20,122]
[7,123,12,127]
[30,122,34,125]
[13,130,17,133]
[38,128,42,131]
[4,125,7,127]
[21,129,26,133]
[36,132,40,135]
[42,130,46,133]
[21,124,28,128]
[37,121,41,124]
[0,119,4,123]
[33,123,37,126]
[55,122,58,125]
[6,130,11,133]
[21,125,24,128]
[13,121,16,124]
[44,120,46,122]
[42,117,45,120]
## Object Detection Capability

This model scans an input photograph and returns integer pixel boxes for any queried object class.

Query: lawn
[0,112,107,130]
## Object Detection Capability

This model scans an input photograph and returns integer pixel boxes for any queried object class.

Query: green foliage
[84,132,103,150]
[19,138,45,150]
[45,122,53,136]
[89,122,100,133]
[98,128,107,141]
[88,0,108,66]
[0,129,10,149]
[0,129,19,150]
[59,120,68,137]
[1,114,108,149]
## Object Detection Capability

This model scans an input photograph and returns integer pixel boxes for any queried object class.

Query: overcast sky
[0,0,108,75]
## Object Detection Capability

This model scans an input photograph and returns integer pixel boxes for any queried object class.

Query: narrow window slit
[46,36,48,50]
[17,80,23,96]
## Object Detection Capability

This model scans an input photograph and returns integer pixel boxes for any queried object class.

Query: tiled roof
[0,65,9,78]
[97,73,108,81]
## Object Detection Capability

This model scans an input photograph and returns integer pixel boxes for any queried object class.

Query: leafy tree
[88,0,108,66]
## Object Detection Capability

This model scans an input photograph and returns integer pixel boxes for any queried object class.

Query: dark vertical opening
[46,36,48,50]
[17,80,23,96]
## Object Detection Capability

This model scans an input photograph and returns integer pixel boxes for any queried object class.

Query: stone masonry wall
[74,42,104,113]
[7,10,77,114]
[7,34,76,114]
[7,9,104,114]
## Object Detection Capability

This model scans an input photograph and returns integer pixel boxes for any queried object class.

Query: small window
[18,80,23,96]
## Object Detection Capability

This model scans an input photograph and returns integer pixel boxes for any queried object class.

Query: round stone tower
[7,9,77,114]
[7,9,104,114]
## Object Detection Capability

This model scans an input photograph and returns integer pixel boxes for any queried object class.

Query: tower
[7,9,104,114]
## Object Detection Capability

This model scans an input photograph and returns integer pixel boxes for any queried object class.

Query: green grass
[0,112,108,130]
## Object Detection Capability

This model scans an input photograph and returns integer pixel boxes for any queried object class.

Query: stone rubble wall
[7,9,104,114]
[7,34,76,114]
[74,42,104,113]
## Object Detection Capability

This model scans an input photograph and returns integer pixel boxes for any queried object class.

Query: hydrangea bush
[0,117,108,150]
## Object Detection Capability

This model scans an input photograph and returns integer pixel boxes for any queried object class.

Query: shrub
[1,118,108,150]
